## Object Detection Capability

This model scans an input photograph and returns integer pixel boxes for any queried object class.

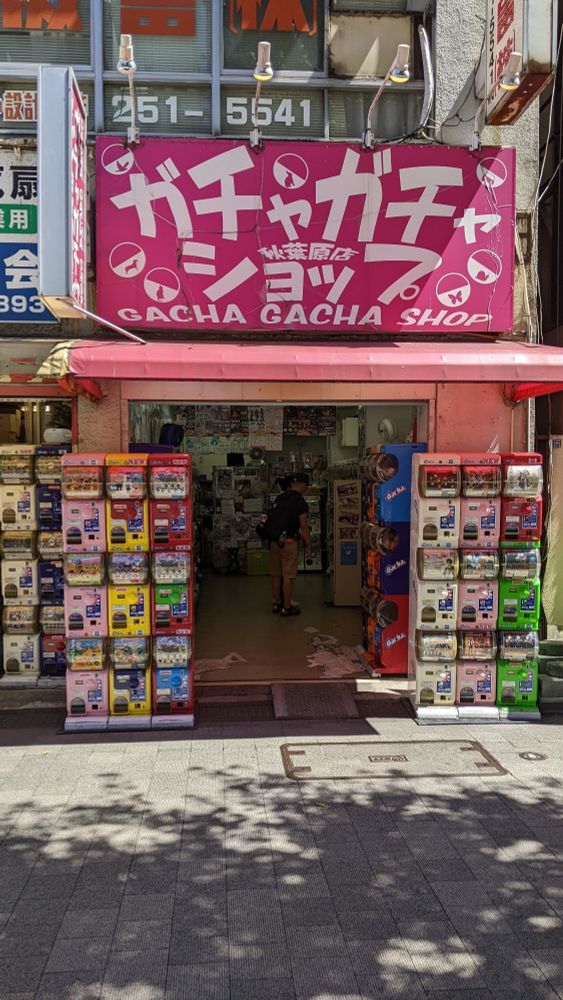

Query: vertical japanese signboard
[38,65,88,319]
[485,0,523,122]
[70,76,87,311]
[95,137,515,334]
[0,149,54,323]
[484,0,557,125]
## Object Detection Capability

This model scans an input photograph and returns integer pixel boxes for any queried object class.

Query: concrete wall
[77,379,122,452]
[435,382,526,452]
[435,0,538,338]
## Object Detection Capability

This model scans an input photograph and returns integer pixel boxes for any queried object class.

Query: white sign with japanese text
[0,149,54,323]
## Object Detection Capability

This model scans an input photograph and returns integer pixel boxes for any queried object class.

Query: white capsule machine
[409,454,460,721]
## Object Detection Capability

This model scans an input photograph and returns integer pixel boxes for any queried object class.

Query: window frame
[0,0,428,140]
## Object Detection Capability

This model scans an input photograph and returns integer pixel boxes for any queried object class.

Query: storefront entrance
[129,399,427,684]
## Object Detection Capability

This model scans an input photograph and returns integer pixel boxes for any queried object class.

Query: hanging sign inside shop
[0,149,55,323]
[0,0,83,31]
[95,137,515,334]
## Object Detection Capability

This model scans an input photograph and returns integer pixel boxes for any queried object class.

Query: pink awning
[65,340,563,386]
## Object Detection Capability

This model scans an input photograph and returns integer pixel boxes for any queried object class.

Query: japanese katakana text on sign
[96,138,515,334]
[0,149,54,323]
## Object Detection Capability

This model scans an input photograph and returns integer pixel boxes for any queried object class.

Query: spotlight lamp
[389,43,411,84]
[116,33,140,146]
[253,41,274,83]
[363,43,411,149]
[499,51,522,91]
[117,33,136,75]
[250,41,274,149]
[471,51,522,150]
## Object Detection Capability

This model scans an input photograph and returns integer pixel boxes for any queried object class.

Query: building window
[0,0,91,65]
[328,88,422,139]
[103,0,211,73]
[223,0,325,74]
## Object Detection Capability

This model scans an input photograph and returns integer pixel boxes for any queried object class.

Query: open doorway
[129,401,425,683]
[0,398,72,447]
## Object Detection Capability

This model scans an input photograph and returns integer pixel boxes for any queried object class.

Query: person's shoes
[281,606,301,617]
[272,604,282,614]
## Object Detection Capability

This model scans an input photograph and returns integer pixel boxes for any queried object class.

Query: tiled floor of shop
[2,712,563,998]
[195,574,369,682]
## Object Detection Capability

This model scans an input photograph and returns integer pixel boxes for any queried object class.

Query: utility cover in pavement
[272,684,359,719]
[280,740,506,780]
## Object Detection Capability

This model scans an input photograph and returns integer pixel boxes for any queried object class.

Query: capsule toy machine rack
[32,447,71,687]
[149,455,192,551]
[408,454,460,720]
[61,455,108,727]
[496,454,542,720]
[61,451,195,730]
[149,456,194,727]
[0,447,58,688]
[359,443,426,676]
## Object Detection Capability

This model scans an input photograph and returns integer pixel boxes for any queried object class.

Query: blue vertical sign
[0,149,55,323]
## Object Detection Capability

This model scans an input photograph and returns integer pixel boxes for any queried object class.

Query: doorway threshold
[196,679,410,725]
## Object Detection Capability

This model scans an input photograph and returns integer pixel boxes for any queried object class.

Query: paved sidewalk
[1,712,563,999]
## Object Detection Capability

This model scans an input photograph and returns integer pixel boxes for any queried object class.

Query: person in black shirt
[270,472,312,617]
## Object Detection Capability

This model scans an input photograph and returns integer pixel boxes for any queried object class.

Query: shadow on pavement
[0,717,563,998]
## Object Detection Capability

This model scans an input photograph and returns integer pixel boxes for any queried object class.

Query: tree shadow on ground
[0,719,563,998]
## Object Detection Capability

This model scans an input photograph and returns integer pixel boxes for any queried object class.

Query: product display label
[476,671,492,693]
[436,672,452,693]
[87,681,103,704]
[130,593,145,616]
[481,508,496,528]
[520,590,537,612]
[522,506,538,529]
[86,595,102,619]
[438,589,454,611]
[519,671,534,693]
[172,592,188,616]
[478,590,494,612]
[17,493,31,513]
[440,507,456,529]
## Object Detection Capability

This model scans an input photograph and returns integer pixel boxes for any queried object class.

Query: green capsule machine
[496,455,542,720]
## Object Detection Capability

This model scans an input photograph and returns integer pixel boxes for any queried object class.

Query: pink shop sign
[95,137,515,334]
